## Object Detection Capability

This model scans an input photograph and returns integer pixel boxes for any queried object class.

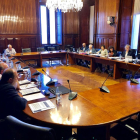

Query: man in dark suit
[80,43,88,52]
[122,44,135,59]
[0,68,27,119]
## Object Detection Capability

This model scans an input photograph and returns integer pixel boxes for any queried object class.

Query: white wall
[89,6,94,44]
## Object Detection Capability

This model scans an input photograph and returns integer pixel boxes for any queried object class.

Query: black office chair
[53,45,61,51]
[37,47,45,52]
[22,48,31,53]
[6,115,56,140]
[65,45,74,52]
[111,118,140,140]
[44,45,52,51]
[22,48,36,67]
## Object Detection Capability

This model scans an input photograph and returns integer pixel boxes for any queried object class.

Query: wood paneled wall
[62,0,92,49]
[118,0,134,51]
[94,0,120,50]
[94,0,134,51]
[0,0,40,53]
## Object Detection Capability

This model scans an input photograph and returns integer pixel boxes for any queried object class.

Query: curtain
[134,0,140,15]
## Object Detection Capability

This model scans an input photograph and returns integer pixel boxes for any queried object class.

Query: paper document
[20,83,37,90]
[29,100,55,113]
[23,93,45,101]
[19,87,40,96]
[19,80,30,85]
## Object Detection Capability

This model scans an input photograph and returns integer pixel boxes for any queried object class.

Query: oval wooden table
[11,57,140,140]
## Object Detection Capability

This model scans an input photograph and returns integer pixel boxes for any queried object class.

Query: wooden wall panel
[0,0,41,53]
[118,0,134,51]
[0,0,38,34]
[94,0,120,50]
[79,3,90,45]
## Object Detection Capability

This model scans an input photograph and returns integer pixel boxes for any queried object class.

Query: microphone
[20,58,30,69]
[42,69,56,86]
[10,57,15,60]
[126,63,140,84]
[100,73,111,93]
[15,61,21,64]
[67,80,77,100]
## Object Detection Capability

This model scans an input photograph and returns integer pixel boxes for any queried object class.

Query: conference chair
[53,45,61,51]
[37,47,45,52]
[22,48,36,67]
[6,115,56,140]
[111,118,140,140]
[65,45,74,52]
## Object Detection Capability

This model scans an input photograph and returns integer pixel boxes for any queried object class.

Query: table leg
[37,54,42,67]
[68,54,76,65]
[113,62,121,79]
[61,54,67,65]
[90,58,96,72]
[105,125,110,140]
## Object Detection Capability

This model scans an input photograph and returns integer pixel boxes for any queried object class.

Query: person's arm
[106,49,108,56]
[7,86,27,110]
[97,50,101,54]
[13,49,16,55]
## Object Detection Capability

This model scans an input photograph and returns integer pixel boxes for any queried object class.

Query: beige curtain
[134,0,140,15]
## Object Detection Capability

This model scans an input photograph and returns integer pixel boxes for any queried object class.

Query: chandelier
[46,0,83,13]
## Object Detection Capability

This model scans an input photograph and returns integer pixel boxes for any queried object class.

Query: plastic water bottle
[119,54,122,59]
[56,87,61,104]
[27,69,31,81]
[37,74,41,85]
[6,56,9,63]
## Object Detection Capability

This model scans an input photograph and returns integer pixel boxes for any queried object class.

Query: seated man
[0,62,8,79]
[0,68,27,119]
[122,44,135,59]
[5,44,16,56]
[80,43,88,52]
[87,44,96,54]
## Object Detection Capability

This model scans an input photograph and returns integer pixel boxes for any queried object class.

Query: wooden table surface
[10,56,140,140]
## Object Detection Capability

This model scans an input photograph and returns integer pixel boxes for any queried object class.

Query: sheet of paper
[23,93,45,101]
[19,87,40,96]
[20,83,37,90]
[28,100,55,113]
[19,80,30,85]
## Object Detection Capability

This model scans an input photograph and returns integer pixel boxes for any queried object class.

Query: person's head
[8,44,12,51]
[101,45,105,50]
[109,46,114,52]
[125,44,130,52]
[89,44,93,50]
[0,62,8,74]
[82,43,86,48]
[1,68,18,88]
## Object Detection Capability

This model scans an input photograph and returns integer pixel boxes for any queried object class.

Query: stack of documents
[19,80,30,85]
[28,100,55,113]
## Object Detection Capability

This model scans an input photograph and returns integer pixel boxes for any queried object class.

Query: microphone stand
[42,69,56,86]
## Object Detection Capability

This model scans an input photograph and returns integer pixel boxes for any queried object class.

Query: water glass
[37,74,41,85]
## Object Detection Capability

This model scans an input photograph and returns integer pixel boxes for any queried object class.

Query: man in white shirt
[0,62,8,79]
[5,44,16,56]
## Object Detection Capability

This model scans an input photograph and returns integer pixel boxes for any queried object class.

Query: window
[131,14,140,49]
[40,6,62,45]
[40,6,47,44]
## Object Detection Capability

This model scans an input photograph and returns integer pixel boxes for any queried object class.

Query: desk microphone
[20,58,30,69]
[10,57,15,60]
[126,63,140,84]
[42,69,56,86]
[15,61,21,64]
[67,80,77,100]
[100,73,111,93]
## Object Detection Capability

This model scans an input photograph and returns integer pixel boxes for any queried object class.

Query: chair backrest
[116,51,122,56]
[37,47,45,52]
[22,48,31,53]
[48,47,55,51]
[53,45,61,51]
[44,45,52,51]
[6,115,56,140]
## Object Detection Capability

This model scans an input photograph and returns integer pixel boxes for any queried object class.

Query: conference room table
[68,52,140,79]
[13,51,67,67]
[13,51,140,80]
[10,56,140,140]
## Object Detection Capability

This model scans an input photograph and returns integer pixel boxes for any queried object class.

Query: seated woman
[107,46,117,73]
[96,45,108,72]
[108,46,117,57]
[122,44,135,59]
[97,45,108,56]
